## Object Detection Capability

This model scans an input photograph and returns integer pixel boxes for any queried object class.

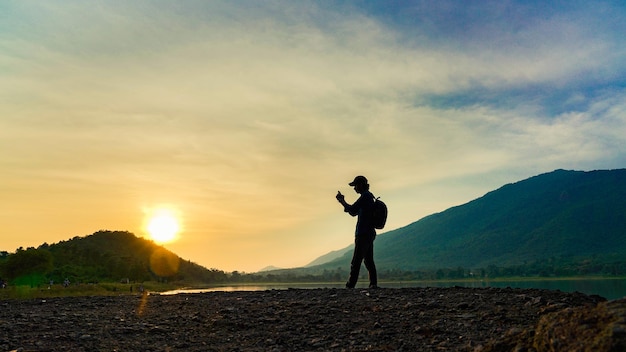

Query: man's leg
[346,237,367,288]
[363,237,377,288]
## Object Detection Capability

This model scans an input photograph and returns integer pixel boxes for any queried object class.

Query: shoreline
[3,275,626,300]
[164,276,626,300]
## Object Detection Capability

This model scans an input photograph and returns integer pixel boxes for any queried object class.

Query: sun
[145,208,180,244]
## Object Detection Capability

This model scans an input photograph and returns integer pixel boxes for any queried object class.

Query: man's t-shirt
[343,190,376,237]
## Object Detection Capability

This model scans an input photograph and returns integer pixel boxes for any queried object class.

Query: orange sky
[2,1,625,272]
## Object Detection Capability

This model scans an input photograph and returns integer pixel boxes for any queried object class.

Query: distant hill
[0,230,227,285]
[310,169,626,272]
[304,248,350,267]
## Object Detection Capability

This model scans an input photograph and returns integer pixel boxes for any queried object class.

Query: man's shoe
[368,285,379,289]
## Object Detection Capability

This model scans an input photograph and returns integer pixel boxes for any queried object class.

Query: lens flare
[150,248,180,277]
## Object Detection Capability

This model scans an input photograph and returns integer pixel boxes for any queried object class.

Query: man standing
[336,175,378,289]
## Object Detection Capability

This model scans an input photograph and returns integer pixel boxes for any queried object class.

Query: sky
[2,0,625,273]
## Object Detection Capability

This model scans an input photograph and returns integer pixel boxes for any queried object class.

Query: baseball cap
[349,175,368,186]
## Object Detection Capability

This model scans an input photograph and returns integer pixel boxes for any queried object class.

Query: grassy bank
[0,281,177,300]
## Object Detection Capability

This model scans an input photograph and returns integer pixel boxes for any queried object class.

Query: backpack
[372,196,388,230]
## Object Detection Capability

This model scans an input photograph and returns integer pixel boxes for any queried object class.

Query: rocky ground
[1,286,623,351]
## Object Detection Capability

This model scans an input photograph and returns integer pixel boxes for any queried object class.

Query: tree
[1,248,54,286]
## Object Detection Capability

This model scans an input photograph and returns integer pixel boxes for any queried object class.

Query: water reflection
[160,283,345,295]
[160,278,626,300]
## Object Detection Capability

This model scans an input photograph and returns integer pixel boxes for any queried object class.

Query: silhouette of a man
[336,175,378,289]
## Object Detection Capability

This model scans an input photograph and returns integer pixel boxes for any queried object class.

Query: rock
[532,298,626,352]
[482,296,626,352]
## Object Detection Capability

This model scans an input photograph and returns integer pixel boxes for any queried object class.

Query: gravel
[0,286,606,351]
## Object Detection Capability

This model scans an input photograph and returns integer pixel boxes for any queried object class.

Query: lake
[161,278,626,300]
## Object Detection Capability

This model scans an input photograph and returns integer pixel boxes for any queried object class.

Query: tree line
[0,231,230,287]
[234,256,626,283]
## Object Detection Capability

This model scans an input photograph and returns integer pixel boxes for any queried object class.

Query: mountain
[304,248,351,267]
[0,230,228,285]
[258,265,283,272]
[311,169,626,271]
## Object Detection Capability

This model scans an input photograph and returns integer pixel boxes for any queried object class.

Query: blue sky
[1,1,625,272]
